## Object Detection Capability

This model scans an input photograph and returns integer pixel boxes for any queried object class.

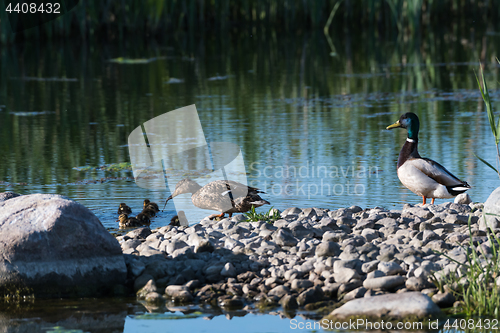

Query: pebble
[116,203,485,317]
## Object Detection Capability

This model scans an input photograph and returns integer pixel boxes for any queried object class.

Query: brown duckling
[143,199,160,213]
[169,211,188,227]
[117,214,148,229]
[170,215,180,226]
[141,207,156,218]
[135,212,151,225]
[117,203,132,215]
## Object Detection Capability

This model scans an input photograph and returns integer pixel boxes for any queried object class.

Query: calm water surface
[1,33,498,229]
[0,30,499,331]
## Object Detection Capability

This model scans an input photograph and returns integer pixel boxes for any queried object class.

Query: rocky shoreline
[118,200,487,320]
[2,190,498,323]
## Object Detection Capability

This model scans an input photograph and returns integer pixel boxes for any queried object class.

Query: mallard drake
[386,112,471,205]
[117,214,149,229]
[143,199,159,213]
[163,178,270,219]
[117,203,132,215]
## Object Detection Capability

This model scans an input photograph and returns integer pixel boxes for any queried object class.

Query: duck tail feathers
[250,200,270,206]
[447,182,471,196]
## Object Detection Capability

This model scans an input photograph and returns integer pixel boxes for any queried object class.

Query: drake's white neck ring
[406,138,415,143]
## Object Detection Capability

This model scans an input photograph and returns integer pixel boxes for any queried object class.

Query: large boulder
[0,193,127,298]
[481,187,500,231]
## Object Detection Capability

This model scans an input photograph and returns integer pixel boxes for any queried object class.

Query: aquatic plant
[0,0,496,44]
[475,62,500,178]
[244,206,281,223]
[433,214,500,317]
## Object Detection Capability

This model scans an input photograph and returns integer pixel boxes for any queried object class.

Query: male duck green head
[386,112,419,140]
[387,112,470,205]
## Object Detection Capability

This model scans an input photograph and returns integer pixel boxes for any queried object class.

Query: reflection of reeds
[0,0,496,44]
[0,28,495,189]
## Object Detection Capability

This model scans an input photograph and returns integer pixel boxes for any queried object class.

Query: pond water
[0,297,460,333]
[1,31,498,230]
[0,29,499,331]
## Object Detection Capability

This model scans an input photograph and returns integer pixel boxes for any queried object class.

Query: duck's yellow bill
[386,120,401,130]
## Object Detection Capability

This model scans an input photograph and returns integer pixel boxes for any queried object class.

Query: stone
[315,241,341,257]
[221,263,237,277]
[136,279,158,299]
[366,270,385,279]
[330,292,442,319]
[343,286,367,302]
[291,279,314,290]
[0,194,126,298]
[297,286,324,306]
[377,261,404,275]
[134,274,155,292]
[126,227,152,239]
[454,193,472,205]
[195,240,215,253]
[145,292,164,304]
[280,294,298,310]
[363,276,405,290]
[273,229,298,247]
[482,187,500,231]
[165,285,193,303]
[432,292,456,308]
[406,277,434,291]
[268,285,290,298]
[333,268,360,284]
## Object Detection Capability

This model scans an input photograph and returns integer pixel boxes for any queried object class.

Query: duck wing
[192,180,265,213]
[410,158,470,188]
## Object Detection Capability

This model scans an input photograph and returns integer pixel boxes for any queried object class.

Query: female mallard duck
[163,178,270,219]
[117,203,132,215]
[117,213,150,229]
[143,199,159,213]
[386,112,471,205]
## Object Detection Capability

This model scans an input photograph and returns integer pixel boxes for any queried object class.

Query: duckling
[135,212,151,226]
[116,213,146,229]
[164,179,270,219]
[143,199,159,213]
[117,203,132,215]
[169,211,188,227]
[386,112,471,205]
[141,207,157,218]
[170,215,180,226]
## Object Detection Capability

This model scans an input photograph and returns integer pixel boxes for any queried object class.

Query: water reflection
[0,30,498,229]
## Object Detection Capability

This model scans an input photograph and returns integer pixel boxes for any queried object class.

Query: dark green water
[0,28,495,333]
[0,31,498,229]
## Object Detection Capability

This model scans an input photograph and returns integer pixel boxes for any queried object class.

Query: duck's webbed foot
[208,212,225,220]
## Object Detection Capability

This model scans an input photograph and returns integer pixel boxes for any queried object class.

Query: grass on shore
[244,206,281,223]
[434,214,500,317]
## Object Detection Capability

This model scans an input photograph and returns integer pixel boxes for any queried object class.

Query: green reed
[475,62,500,178]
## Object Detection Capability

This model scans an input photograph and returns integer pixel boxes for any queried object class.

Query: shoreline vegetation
[0,0,498,44]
